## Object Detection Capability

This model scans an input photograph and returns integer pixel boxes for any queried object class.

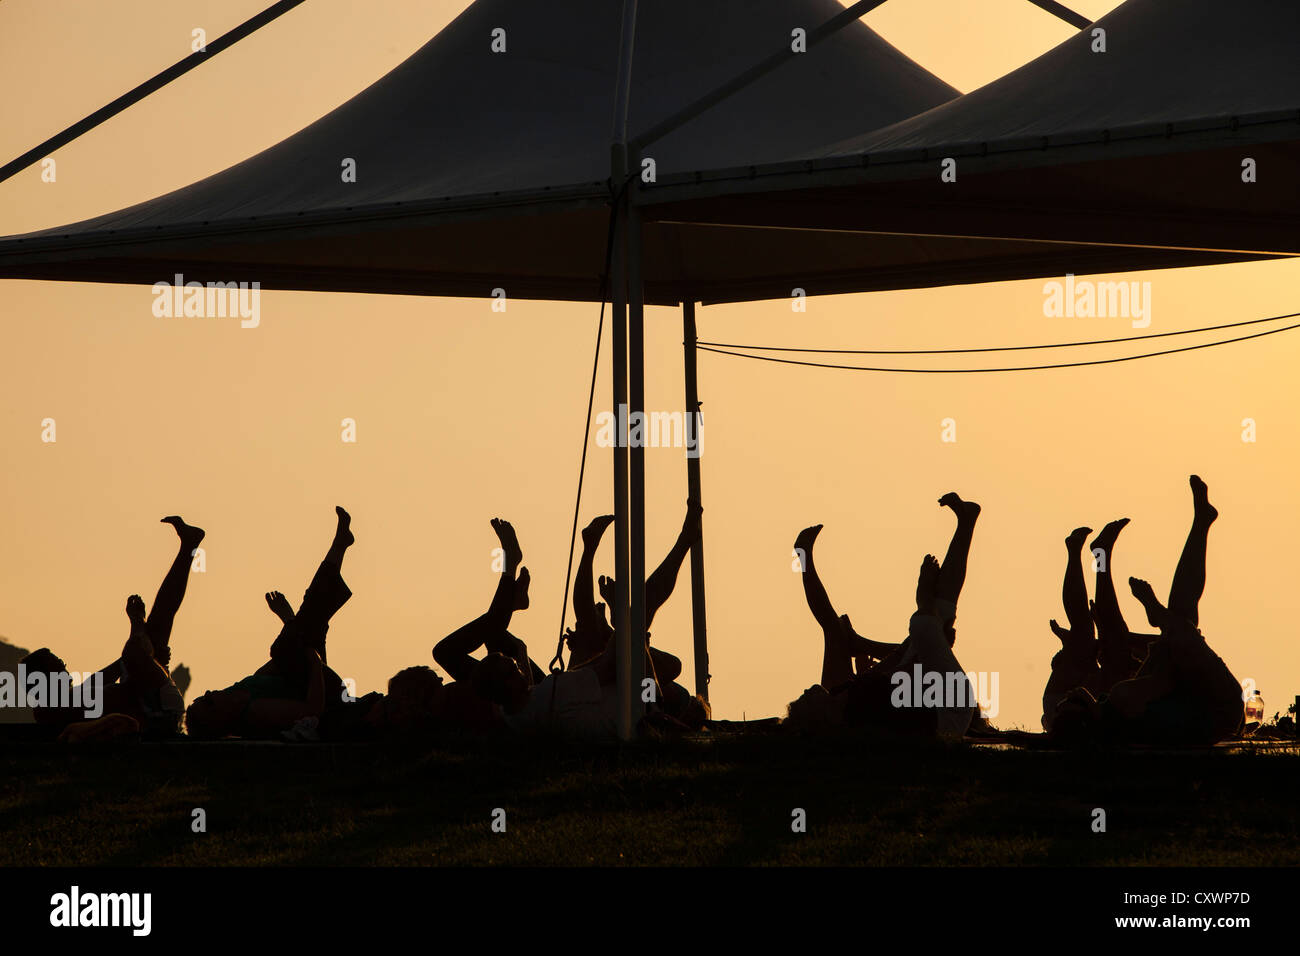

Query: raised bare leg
[277,507,356,667]
[574,515,613,633]
[1061,526,1095,640]
[324,506,354,570]
[645,500,702,627]
[1091,519,1138,686]
[795,524,852,689]
[1168,475,1217,626]
[1089,519,1129,635]
[936,492,981,610]
[432,518,524,682]
[148,516,205,668]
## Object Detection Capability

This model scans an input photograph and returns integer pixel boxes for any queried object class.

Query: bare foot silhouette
[161,515,205,549]
[490,517,522,568]
[794,524,823,557]
[1065,526,1092,551]
[125,594,146,623]
[334,506,354,548]
[582,515,614,548]
[1128,577,1167,628]
[124,594,153,657]
[1089,518,1129,555]
[916,553,941,611]
[265,590,293,623]
[1189,475,1218,524]
[939,492,981,522]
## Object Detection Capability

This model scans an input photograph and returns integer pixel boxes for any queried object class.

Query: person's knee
[906,614,951,663]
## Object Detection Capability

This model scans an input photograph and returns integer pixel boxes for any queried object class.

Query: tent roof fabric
[2,0,1289,305]
[642,0,1300,262]
[0,0,974,303]
[817,0,1300,159]
[22,0,958,225]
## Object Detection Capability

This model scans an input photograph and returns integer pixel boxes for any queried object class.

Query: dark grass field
[2,733,1298,866]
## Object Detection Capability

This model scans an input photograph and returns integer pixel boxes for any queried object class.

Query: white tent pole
[610,171,631,741]
[628,203,647,731]
[682,299,709,702]
[611,0,639,741]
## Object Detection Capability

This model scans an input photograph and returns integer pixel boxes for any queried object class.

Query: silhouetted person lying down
[429,517,694,740]
[784,493,981,738]
[1042,519,1157,729]
[184,507,353,739]
[792,522,907,689]
[313,663,479,741]
[23,516,203,738]
[428,517,538,733]
[561,502,708,728]
[1050,476,1242,747]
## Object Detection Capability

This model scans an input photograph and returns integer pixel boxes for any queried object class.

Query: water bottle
[1244,690,1265,734]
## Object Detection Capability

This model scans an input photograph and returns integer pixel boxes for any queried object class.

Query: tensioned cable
[1024,0,1091,30]
[632,0,890,154]
[0,0,309,186]
[696,316,1300,373]
[697,311,1300,356]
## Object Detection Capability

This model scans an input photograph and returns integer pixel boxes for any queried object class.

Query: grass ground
[2,734,1297,866]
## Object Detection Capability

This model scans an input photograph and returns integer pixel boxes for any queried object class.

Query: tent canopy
[4,0,1288,304]
[643,0,1300,276]
[0,0,975,305]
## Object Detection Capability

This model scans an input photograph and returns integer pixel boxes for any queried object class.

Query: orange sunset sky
[2,0,1297,731]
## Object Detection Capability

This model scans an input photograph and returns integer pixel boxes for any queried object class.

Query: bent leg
[432,518,523,682]
[275,507,356,667]
[433,611,509,684]
[293,561,353,658]
[649,646,683,685]
[1042,647,1101,732]
[844,622,901,665]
